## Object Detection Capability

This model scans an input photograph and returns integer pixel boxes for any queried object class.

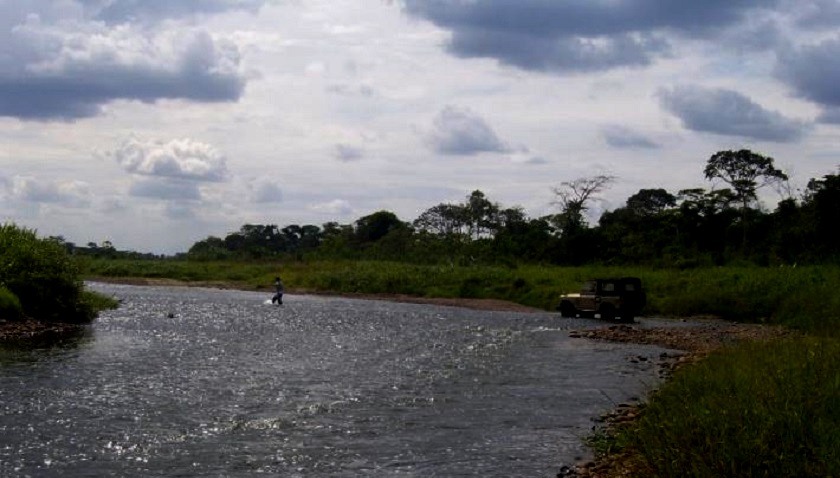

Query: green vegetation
[612,338,840,477]
[0,286,23,320]
[0,223,117,324]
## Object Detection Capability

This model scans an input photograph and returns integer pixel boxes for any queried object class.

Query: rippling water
[0,284,669,477]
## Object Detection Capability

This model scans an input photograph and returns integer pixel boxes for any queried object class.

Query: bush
[0,223,101,323]
[0,286,23,320]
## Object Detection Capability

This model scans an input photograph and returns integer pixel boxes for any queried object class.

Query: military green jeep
[557,277,646,322]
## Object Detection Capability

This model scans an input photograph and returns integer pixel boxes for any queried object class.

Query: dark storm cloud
[428,106,511,155]
[0,60,245,121]
[658,85,809,142]
[601,125,659,149]
[0,3,247,121]
[792,0,840,28]
[776,36,840,123]
[402,0,778,72]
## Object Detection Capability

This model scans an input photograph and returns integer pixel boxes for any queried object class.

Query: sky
[1,0,839,254]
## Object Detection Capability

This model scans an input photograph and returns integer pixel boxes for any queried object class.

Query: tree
[804,170,840,258]
[550,175,616,235]
[704,150,788,250]
[464,190,500,239]
[413,203,468,237]
[704,150,788,210]
[626,188,676,216]
[354,210,406,243]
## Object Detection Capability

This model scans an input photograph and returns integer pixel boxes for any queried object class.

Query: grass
[617,337,840,477]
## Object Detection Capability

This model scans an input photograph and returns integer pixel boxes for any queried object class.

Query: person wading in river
[271,276,284,305]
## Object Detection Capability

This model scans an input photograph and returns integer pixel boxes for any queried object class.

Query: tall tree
[464,190,500,239]
[550,175,615,235]
[704,149,788,249]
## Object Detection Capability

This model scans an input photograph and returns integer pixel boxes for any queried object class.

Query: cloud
[251,179,284,203]
[334,144,365,162]
[792,0,840,28]
[326,84,375,97]
[816,107,840,124]
[113,137,228,182]
[658,85,809,142]
[402,0,776,73]
[0,4,246,120]
[601,125,659,149]
[128,179,202,200]
[85,0,265,24]
[310,199,353,216]
[776,36,840,123]
[428,106,511,155]
[8,176,92,207]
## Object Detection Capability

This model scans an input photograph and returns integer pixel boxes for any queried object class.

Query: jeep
[557,277,646,322]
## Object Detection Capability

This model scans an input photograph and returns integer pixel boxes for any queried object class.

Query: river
[0,283,670,477]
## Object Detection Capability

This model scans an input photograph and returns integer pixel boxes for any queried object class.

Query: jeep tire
[559,301,577,318]
[598,304,616,321]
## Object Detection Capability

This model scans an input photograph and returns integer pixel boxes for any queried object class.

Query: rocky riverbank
[0,319,86,345]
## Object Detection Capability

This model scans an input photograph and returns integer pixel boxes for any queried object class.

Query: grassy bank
[603,337,840,477]
[82,258,840,335]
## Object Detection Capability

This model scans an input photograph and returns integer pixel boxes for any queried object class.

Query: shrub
[0,286,23,320]
[0,223,99,323]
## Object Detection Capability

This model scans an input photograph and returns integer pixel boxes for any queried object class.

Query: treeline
[181,150,839,267]
[56,149,835,267]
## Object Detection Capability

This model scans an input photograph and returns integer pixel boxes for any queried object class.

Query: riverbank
[568,321,796,477]
[0,319,86,343]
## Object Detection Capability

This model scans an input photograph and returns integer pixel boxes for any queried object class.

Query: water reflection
[0,283,670,477]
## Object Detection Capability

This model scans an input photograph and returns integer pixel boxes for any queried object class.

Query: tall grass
[623,337,840,477]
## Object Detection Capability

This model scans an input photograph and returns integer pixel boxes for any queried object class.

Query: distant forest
[75,150,840,267]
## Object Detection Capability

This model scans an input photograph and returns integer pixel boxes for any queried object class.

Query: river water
[1,284,671,477]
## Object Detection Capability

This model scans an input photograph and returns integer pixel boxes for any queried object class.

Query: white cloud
[9,176,92,207]
[113,137,228,182]
[310,199,353,216]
